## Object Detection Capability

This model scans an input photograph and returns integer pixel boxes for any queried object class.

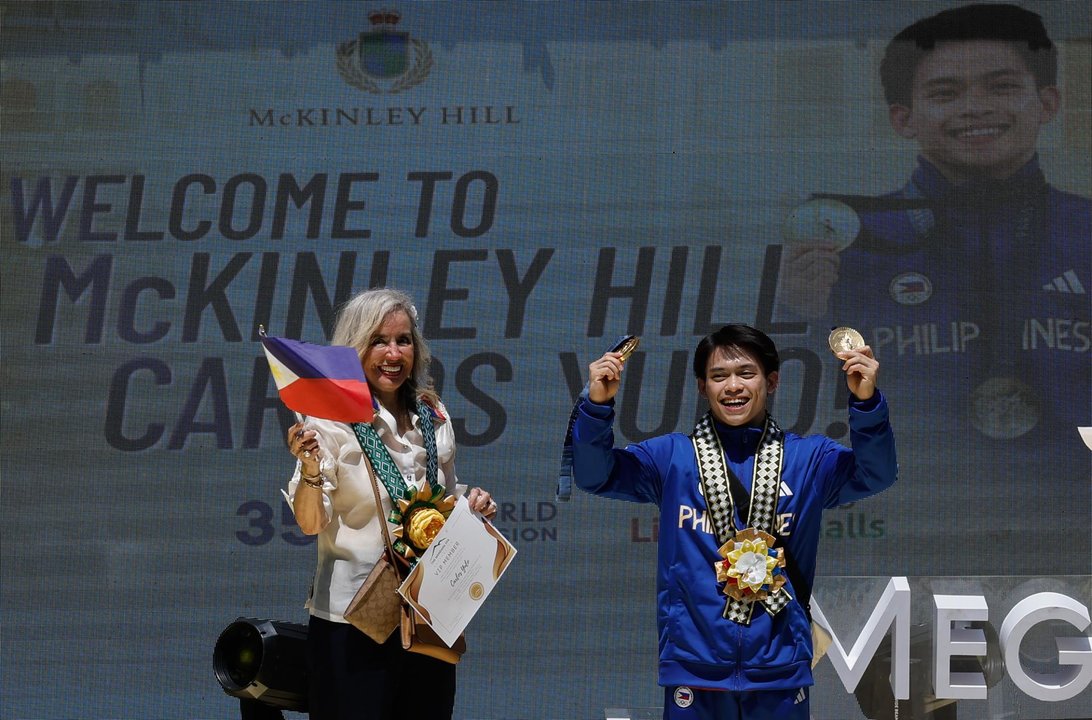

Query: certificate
[397,496,517,647]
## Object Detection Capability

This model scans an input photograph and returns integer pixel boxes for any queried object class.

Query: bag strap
[361,450,400,568]
[353,401,444,562]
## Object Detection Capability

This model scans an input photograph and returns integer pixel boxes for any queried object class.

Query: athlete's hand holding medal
[587,335,640,404]
[828,327,879,400]
[777,198,861,319]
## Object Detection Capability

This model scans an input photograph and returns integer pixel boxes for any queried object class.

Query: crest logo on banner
[336,10,433,93]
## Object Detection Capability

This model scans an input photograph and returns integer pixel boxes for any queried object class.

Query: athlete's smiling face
[889,40,1060,182]
[697,345,779,428]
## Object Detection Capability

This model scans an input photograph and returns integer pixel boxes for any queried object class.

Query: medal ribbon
[692,413,790,624]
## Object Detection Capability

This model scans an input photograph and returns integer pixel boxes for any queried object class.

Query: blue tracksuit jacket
[832,156,1090,441]
[825,156,1089,576]
[571,393,897,691]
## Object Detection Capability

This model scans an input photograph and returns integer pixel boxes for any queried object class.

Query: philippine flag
[260,336,374,423]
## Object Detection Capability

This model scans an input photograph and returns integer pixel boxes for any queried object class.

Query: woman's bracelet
[299,464,325,489]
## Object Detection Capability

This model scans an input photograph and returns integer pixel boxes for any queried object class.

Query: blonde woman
[285,287,497,720]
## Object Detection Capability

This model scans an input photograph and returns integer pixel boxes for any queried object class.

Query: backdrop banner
[2,2,1089,718]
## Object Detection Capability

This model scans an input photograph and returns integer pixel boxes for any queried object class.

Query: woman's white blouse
[284,401,461,622]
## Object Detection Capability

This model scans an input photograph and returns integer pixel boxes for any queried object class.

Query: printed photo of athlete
[775,3,1089,576]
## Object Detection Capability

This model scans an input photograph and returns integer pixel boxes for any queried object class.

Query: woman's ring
[304,450,311,458]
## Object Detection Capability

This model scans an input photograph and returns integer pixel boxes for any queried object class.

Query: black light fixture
[214,618,309,714]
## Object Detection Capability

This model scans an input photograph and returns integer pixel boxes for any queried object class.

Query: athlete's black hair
[692,325,780,379]
[880,3,1057,107]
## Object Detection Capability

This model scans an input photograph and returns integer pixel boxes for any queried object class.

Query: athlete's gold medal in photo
[783,198,860,251]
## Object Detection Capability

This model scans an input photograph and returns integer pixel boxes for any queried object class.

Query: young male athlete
[571,325,898,719]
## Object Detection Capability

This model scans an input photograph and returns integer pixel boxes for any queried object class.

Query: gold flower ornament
[391,485,457,557]
[713,528,787,603]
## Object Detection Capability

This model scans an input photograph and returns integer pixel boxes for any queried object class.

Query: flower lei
[713,528,787,603]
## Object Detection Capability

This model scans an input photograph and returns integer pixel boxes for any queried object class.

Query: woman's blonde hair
[331,287,438,409]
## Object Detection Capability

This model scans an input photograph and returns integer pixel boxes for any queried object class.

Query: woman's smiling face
[363,309,415,407]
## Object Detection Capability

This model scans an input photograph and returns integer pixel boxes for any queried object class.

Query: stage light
[214,618,309,713]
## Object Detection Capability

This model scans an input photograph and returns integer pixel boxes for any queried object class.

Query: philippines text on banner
[260,336,374,423]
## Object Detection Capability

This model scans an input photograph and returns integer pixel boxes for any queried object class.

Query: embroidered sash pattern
[352,400,443,560]
[692,413,790,624]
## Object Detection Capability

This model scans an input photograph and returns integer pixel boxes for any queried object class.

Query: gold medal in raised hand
[612,335,640,362]
[828,326,865,355]
[782,198,860,251]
